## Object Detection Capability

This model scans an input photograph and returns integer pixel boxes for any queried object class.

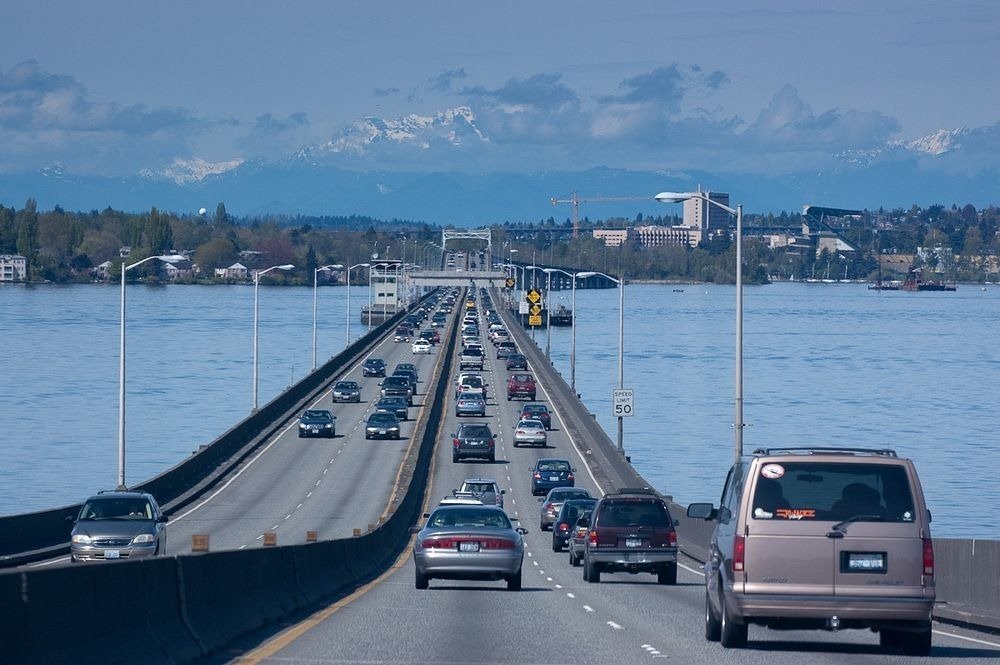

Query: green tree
[144,207,174,252]
[15,198,40,278]
[214,202,228,227]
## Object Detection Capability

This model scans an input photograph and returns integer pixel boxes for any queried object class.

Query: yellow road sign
[528,314,542,326]
[526,289,541,304]
[530,304,542,316]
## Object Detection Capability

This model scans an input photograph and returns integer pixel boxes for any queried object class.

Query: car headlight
[132,533,155,545]
[71,534,92,545]
[324,423,333,428]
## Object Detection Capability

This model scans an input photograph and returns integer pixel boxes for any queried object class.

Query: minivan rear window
[751,462,915,523]
[599,500,670,528]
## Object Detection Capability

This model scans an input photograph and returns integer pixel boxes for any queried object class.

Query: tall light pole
[345,263,369,345]
[544,267,582,392]
[253,263,294,412]
[313,264,344,371]
[656,190,744,463]
[119,253,185,489]
[545,269,553,359]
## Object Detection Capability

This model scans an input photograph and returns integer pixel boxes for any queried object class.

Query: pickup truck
[459,346,485,371]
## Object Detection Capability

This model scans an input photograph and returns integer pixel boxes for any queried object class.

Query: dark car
[452,422,496,463]
[393,369,419,394]
[419,329,441,345]
[552,497,597,551]
[362,357,386,377]
[519,403,551,430]
[530,458,575,495]
[567,509,595,567]
[380,375,413,405]
[69,491,168,562]
[507,373,536,401]
[394,362,418,378]
[332,380,361,403]
[505,354,528,371]
[394,326,413,342]
[365,411,401,439]
[375,396,409,421]
[582,488,678,585]
[298,409,336,438]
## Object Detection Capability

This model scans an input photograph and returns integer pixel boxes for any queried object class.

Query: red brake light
[668,530,677,547]
[922,537,934,577]
[567,473,574,481]
[558,523,569,532]
[733,534,746,572]
[453,439,460,448]
[533,472,541,479]
[588,530,597,545]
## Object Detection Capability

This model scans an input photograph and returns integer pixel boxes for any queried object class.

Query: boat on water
[548,304,573,326]
[868,280,902,291]
[900,266,957,292]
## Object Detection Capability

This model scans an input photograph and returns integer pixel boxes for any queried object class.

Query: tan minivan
[687,447,934,655]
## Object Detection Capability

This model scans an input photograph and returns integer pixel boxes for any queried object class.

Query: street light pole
[253,263,294,412]
[617,271,624,452]
[118,253,185,489]
[345,263,369,346]
[545,270,552,359]
[313,264,344,371]
[656,191,744,463]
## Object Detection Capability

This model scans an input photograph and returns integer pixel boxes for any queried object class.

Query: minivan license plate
[459,542,480,552]
[846,552,885,572]
[626,538,642,548]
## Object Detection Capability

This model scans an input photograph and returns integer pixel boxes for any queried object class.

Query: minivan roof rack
[612,487,659,496]
[751,447,897,458]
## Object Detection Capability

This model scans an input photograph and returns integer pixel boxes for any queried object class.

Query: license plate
[459,541,480,552]
[846,552,885,572]
[625,538,643,548]
[549,475,560,481]
[104,549,120,559]
[378,429,387,435]
[311,428,319,433]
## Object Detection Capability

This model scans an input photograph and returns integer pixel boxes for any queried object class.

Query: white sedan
[411,339,433,354]
[512,418,547,447]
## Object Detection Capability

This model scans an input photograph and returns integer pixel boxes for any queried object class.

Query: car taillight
[923,537,934,577]
[482,538,515,550]
[567,473,574,481]
[533,472,541,479]
[668,530,677,547]
[558,523,569,532]
[488,439,495,448]
[422,537,455,549]
[733,534,746,572]
[543,503,555,514]
[589,530,598,545]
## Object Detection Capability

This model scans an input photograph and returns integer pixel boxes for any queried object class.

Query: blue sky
[1,0,997,177]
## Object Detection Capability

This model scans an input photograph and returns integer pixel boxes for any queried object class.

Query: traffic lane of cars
[163,324,446,553]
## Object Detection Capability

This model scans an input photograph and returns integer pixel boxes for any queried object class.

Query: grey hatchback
[69,490,167,562]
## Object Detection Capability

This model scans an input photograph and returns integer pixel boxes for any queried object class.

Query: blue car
[530,458,576,496]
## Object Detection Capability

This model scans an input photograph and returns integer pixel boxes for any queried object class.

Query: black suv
[363,358,386,377]
[582,488,678,585]
[451,423,496,463]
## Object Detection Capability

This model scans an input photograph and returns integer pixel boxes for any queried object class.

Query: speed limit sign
[612,389,634,417]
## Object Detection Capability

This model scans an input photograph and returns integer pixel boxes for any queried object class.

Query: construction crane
[550,191,654,238]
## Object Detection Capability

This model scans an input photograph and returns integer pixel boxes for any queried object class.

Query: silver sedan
[412,505,527,590]
[512,418,547,447]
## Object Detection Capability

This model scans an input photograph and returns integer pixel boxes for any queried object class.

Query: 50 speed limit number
[612,389,634,417]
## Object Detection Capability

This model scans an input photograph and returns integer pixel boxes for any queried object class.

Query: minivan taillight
[589,530,598,546]
[922,537,934,577]
[668,530,677,547]
[733,534,746,572]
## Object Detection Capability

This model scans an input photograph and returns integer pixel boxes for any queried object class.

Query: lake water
[1,282,997,538]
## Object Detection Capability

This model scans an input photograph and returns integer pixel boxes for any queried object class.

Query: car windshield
[383,377,408,386]
[512,374,532,383]
[459,392,482,401]
[369,413,396,424]
[463,483,496,494]
[750,462,915,522]
[524,405,547,413]
[460,425,492,437]
[537,460,570,472]
[80,498,153,520]
[336,382,358,390]
[428,508,511,529]
[396,364,415,372]
[599,500,670,528]
[464,377,483,388]
[518,420,543,430]
[551,489,590,501]
[303,410,331,420]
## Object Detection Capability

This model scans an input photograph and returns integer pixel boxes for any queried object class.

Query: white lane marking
[315,480,322,486]
[296,503,303,510]
[583,605,595,613]
[306,492,313,498]
[256,534,264,540]
[607,621,624,630]
[566,593,575,599]
[239,545,247,550]
[526,552,533,557]
[271,524,279,530]
[532,560,539,566]
[934,630,1000,649]
[554,584,562,589]
[546,577,553,582]
[283,514,291,520]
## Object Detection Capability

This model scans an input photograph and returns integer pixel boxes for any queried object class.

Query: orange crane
[550,191,654,237]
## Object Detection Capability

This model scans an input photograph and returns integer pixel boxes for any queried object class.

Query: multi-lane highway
[211,286,1000,665]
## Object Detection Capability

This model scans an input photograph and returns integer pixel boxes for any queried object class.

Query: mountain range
[1,107,996,225]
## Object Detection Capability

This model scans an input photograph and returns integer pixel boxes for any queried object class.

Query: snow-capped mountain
[900,127,968,156]
[140,157,245,185]
[299,106,488,161]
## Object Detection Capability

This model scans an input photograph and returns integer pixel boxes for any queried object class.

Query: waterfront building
[592,229,630,247]
[683,191,730,230]
[0,254,27,282]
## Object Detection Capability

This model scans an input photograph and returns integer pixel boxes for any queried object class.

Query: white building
[592,229,630,247]
[683,192,730,230]
[0,254,27,282]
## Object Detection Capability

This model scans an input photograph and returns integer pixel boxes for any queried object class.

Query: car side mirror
[686,502,717,521]
[157,515,169,524]
[500,489,506,495]
[422,512,430,519]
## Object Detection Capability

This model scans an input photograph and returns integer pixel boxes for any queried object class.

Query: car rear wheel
[705,591,722,641]
[452,454,459,463]
[583,555,600,583]
[507,568,522,591]
[657,562,677,585]
[569,551,581,567]
[719,596,747,648]
[552,537,561,552]
[415,570,429,590]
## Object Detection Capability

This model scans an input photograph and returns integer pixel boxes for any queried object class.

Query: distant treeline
[2,198,998,284]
